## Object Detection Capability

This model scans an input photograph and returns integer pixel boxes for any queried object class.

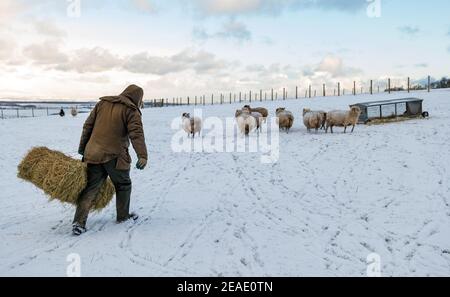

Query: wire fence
[1,75,446,119]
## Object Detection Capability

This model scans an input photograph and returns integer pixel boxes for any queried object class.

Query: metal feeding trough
[351,98,428,124]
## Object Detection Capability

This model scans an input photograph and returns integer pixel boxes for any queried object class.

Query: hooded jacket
[79,85,148,170]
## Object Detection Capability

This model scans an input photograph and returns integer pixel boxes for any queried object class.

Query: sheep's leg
[344,125,347,133]
[351,125,355,133]
[330,126,334,133]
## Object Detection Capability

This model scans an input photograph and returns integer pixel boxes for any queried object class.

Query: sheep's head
[350,106,361,116]
[276,108,286,114]
[182,113,191,119]
[242,106,251,113]
[243,105,251,109]
[303,108,311,116]
[235,110,243,117]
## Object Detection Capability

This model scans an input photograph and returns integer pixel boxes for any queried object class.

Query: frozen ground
[0,90,449,276]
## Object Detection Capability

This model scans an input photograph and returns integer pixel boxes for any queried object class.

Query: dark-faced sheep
[182,113,202,138]
[276,108,294,133]
[243,105,269,122]
[325,106,361,133]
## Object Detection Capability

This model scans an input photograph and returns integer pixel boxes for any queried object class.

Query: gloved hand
[136,158,147,170]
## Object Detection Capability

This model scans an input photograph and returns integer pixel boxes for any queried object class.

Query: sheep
[235,109,258,136]
[325,106,361,133]
[317,110,327,130]
[182,113,202,138]
[303,108,323,133]
[243,105,269,122]
[70,107,78,117]
[276,108,295,133]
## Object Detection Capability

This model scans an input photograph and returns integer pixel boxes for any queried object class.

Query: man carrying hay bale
[73,84,148,236]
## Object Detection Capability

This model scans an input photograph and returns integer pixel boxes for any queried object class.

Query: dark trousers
[73,159,132,227]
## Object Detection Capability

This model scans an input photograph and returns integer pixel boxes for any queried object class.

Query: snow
[0,90,449,276]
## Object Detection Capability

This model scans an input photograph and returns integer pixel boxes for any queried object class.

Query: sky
[0,0,449,100]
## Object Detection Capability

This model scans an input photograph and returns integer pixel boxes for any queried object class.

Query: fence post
[407,77,410,93]
[239,92,241,103]
[271,89,274,101]
[428,75,431,92]
[265,92,267,101]
[338,82,341,96]
[308,85,311,98]
[353,81,356,96]
[32,108,34,117]
[370,80,373,95]
[388,78,391,94]
[323,84,326,97]
[187,96,190,105]
[260,90,262,102]
[314,90,316,97]
[229,93,232,104]
[1,109,3,119]
[17,108,19,118]
[283,88,285,100]
[249,91,252,103]
[296,86,298,99]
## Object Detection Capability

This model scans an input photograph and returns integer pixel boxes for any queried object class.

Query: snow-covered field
[0,90,449,277]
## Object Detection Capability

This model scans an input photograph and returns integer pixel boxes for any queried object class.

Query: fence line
[1,75,446,120]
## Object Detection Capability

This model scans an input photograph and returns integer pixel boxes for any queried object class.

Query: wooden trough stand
[351,98,427,124]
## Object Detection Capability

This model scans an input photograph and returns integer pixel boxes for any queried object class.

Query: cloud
[123,52,183,75]
[0,38,16,61]
[56,47,122,73]
[315,55,361,78]
[191,0,366,16]
[124,49,228,75]
[23,41,69,65]
[33,20,66,38]
[0,0,24,23]
[398,26,420,36]
[194,19,252,42]
[131,0,157,13]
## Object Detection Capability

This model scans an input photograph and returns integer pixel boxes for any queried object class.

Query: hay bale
[18,147,115,211]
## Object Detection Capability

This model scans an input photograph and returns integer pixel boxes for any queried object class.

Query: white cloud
[316,55,361,78]
[124,49,228,75]
[56,47,122,73]
[33,20,66,38]
[0,0,24,23]
[0,38,16,61]
[131,0,157,13]
[23,41,69,65]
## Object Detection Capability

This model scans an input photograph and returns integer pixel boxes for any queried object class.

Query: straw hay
[366,115,422,126]
[18,147,115,211]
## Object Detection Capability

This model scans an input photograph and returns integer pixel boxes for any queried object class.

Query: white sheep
[276,108,294,133]
[235,109,258,136]
[325,106,361,133]
[182,113,202,138]
[303,109,321,133]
